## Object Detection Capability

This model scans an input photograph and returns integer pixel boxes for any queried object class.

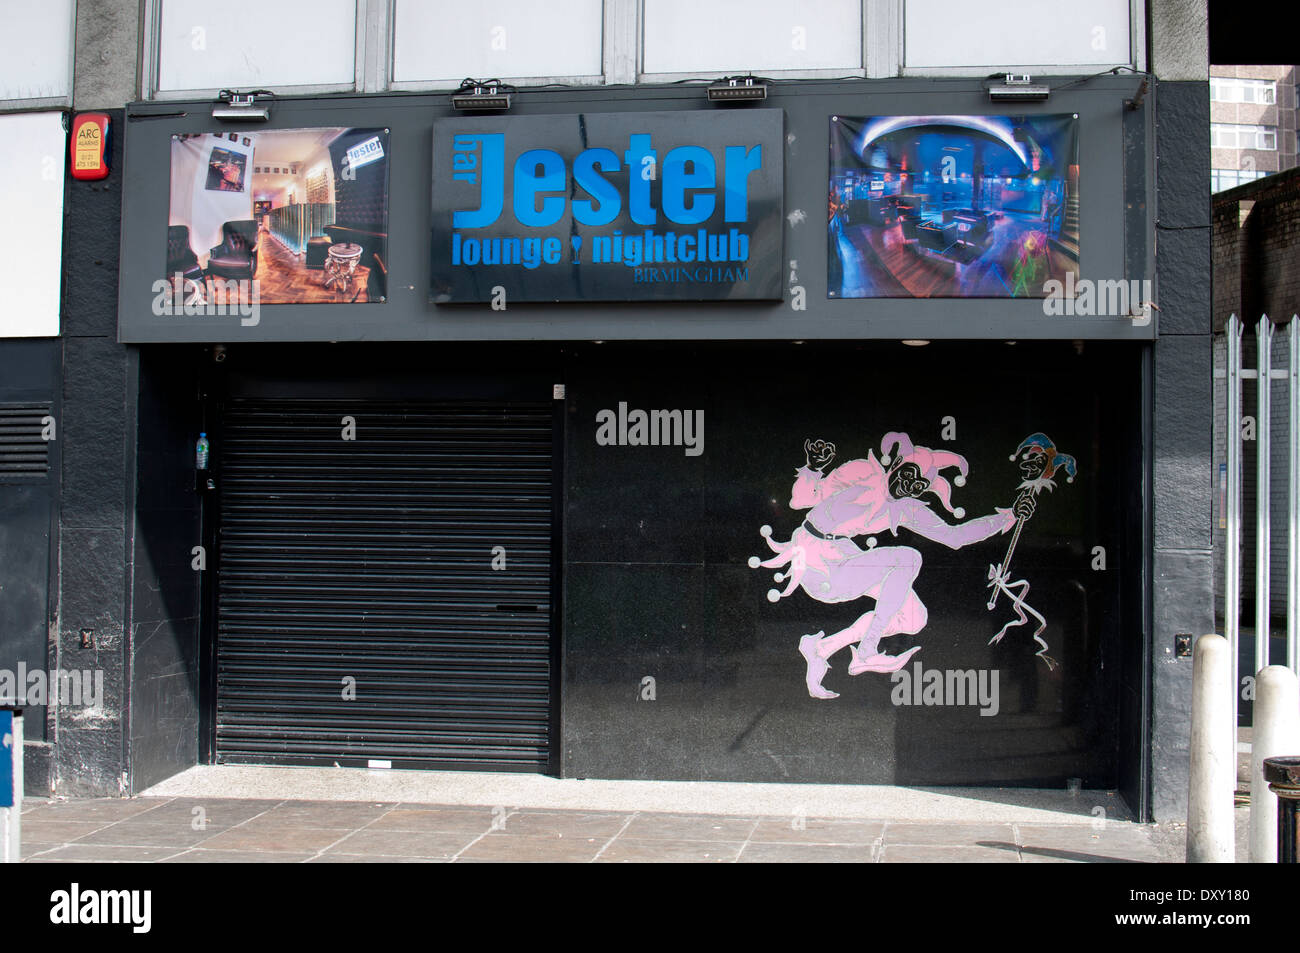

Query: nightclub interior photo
[166,127,390,305]
[828,114,1080,298]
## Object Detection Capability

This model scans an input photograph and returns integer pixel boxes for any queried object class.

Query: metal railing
[1221,314,1300,731]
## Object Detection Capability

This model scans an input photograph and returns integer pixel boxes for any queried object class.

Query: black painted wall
[1150,80,1214,823]
[128,347,204,792]
[54,107,129,797]
[73,332,1173,806]
[562,341,1141,788]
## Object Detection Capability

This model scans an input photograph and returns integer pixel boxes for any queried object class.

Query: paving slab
[881,844,1021,863]
[738,842,879,863]
[618,813,759,842]
[595,838,743,863]
[456,832,606,862]
[366,807,499,834]
[491,810,631,839]
[22,843,182,863]
[884,822,1018,846]
[748,817,884,845]
[161,849,319,863]
[321,828,480,859]
[195,825,348,853]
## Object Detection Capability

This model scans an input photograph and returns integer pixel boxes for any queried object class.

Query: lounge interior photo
[167,127,390,305]
[828,115,1080,299]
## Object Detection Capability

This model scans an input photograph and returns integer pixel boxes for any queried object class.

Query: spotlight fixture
[451,78,513,112]
[211,89,271,121]
[707,76,768,103]
[987,74,1051,102]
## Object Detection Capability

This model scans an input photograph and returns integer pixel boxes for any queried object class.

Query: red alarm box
[70,113,110,181]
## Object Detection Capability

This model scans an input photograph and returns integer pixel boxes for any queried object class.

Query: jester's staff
[986,433,1077,669]
[986,504,1029,613]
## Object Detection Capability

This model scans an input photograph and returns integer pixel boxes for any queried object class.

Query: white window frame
[141,0,376,100]
[636,0,873,82]
[1212,123,1278,151]
[1211,77,1277,105]
[1212,167,1266,192]
[387,0,609,91]
[897,0,1144,78]
[0,1,77,112]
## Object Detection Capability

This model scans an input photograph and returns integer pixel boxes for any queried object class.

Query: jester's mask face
[888,461,930,500]
[1019,447,1049,481]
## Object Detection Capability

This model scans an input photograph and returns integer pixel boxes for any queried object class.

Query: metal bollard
[1263,757,1300,864]
[1188,634,1236,862]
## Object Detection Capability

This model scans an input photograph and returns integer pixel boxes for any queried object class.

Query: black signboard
[430,109,785,303]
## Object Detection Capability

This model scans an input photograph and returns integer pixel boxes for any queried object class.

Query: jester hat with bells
[880,431,970,519]
[1010,432,1077,485]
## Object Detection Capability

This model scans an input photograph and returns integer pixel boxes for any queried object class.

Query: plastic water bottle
[196,433,209,470]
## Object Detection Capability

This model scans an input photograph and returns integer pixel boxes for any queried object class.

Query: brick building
[1214,167,1300,324]
[1211,65,1300,192]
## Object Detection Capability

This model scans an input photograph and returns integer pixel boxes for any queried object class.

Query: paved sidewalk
[18,796,1184,863]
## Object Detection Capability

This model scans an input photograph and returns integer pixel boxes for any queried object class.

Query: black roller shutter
[214,398,554,770]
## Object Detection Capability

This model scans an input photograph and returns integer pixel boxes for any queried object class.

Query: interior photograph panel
[165,127,390,304]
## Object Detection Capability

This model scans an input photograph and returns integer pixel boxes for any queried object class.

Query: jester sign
[750,430,1076,698]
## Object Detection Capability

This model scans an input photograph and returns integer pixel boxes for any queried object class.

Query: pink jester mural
[749,431,1075,699]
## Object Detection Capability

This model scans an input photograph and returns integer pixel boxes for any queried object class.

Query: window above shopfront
[392,0,603,87]
[140,0,1146,99]
[154,0,359,95]
[0,1,73,338]
[641,0,863,76]
[0,0,75,109]
[903,0,1133,73]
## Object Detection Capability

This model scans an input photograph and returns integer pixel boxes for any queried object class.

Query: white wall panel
[0,113,66,337]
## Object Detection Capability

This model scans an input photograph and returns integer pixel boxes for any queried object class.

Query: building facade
[1210,64,1299,193]
[0,1,1211,823]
